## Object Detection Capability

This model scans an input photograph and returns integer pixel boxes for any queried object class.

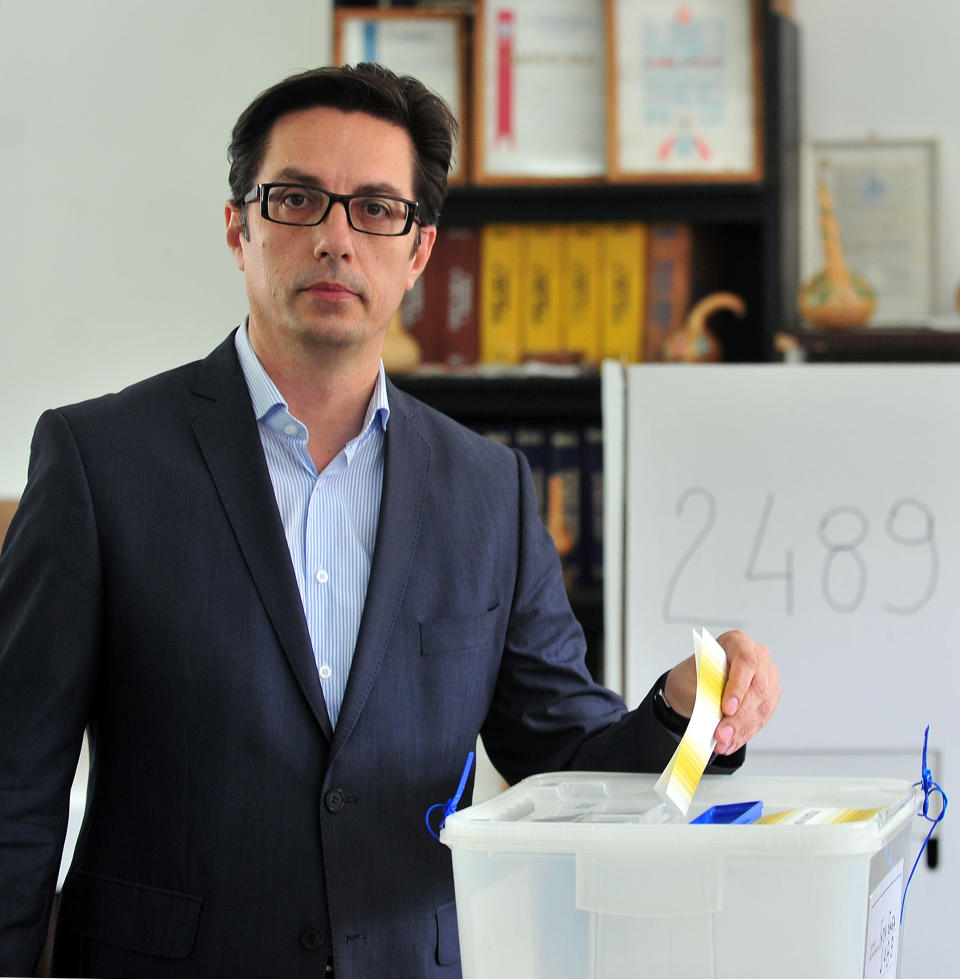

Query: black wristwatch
[652,670,747,770]
[651,670,690,738]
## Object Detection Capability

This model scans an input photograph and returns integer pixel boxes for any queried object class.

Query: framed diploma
[334,10,468,184]
[607,0,763,182]
[473,0,607,184]
[801,139,940,326]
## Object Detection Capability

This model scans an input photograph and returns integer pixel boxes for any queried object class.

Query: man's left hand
[664,630,780,756]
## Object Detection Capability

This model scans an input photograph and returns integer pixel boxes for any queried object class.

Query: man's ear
[225,203,246,270]
[406,224,437,290]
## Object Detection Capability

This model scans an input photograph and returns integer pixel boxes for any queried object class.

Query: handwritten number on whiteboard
[663,492,937,621]
[883,498,938,614]
[662,488,742,629]
[745,493,795,614]
[818,506,869,613]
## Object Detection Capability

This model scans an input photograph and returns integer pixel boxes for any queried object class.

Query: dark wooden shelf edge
[779,328,960,362]
[389,371,603,424]
[441,183,767,227]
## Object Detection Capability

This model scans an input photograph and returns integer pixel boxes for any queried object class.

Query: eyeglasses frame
[242,182,421,237]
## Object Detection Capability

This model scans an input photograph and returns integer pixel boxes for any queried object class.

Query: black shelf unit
[435,6,802,365]
[388,4,802,682]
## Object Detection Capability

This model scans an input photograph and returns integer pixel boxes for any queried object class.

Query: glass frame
[472,0,608,184]
[243,183,421,237]
[606,0,764,182]
[800,138,940,326]
[334,9,469,184]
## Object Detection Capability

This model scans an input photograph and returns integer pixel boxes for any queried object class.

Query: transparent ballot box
[440,772,918,979]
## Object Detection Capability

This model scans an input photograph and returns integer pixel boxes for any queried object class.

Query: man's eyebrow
[270,167,411,199]
[271,167,322,186]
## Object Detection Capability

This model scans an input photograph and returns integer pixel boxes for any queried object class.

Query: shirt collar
[234,320,390,435]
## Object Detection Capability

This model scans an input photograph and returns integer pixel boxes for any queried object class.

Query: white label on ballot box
[864,861,902,979]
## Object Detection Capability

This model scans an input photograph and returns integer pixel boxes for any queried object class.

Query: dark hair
[227,63,458,227]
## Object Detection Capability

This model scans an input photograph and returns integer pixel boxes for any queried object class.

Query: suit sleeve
[0,409,101,974]
[480,447,743,785]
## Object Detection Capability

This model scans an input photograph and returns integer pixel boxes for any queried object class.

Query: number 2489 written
[662,489,938,623]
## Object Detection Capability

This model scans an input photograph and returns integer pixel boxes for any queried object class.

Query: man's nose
[312,199,354,258]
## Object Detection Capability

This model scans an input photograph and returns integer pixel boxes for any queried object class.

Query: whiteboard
[614,363,953,972]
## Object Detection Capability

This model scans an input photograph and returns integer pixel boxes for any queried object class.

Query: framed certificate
[801,138,940,326]
[473,0,607,184]
[334,9,468,184]
[607,0,763,182]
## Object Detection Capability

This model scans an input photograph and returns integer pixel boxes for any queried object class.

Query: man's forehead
[261,107,416,191]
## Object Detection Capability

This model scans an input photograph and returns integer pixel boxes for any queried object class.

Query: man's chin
[291,319,376,355]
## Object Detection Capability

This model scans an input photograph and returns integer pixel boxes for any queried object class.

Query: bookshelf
[368,2,803,680]
[430,4,801,365]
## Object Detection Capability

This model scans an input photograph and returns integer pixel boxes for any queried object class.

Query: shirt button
[315,569,329,584]
[284,423,299,436]
[325,788,346,813]
[318,664,332,680]
[299,927,324,950]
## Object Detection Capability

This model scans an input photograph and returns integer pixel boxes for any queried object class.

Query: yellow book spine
[480,224,524,364]
[561,223,604,364]
[521,224,564,358]
[601,223,648,362]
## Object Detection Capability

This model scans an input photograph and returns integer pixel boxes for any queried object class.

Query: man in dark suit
[0,64,779,978]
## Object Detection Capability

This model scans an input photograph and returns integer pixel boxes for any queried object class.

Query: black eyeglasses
[243,183,421,237]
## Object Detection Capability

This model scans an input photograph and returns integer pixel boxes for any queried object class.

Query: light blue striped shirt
[234,323,389,726]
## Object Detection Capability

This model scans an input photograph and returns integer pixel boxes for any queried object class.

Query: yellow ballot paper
[756,806,884,825]
[655,628,728,816]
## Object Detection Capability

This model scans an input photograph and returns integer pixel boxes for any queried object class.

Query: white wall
[792,0,960,316]
[0,0,332,496]
[2,2,959,494]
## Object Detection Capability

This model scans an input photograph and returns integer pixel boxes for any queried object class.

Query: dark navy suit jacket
[0,333,700,978]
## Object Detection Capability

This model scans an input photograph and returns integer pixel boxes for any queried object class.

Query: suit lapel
[330,385,431,758]
[190,337,334,741]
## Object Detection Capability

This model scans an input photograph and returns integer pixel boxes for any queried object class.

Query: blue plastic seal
[690,800,763,825]
[426,751,475,841]
[901,726,947,922]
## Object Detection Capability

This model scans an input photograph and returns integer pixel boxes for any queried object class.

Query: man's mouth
[302,280,358,302]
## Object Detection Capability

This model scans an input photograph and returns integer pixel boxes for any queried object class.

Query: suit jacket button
[299,927,324,950]
[325,788,346,813]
